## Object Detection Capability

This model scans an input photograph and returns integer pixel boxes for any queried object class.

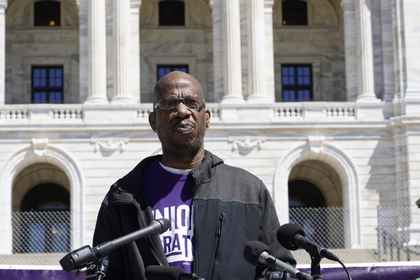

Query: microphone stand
[309,254,322,280]
[306,246,323,280]
[95,257,109,280]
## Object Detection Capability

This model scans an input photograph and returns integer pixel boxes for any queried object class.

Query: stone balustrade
[273,102,359,121]
[0,102,383,126]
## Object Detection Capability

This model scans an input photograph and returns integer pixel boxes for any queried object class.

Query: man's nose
[175,101,192,116]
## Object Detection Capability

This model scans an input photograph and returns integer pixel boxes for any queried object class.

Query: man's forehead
[159,78,202,98]
[162,78,194,90]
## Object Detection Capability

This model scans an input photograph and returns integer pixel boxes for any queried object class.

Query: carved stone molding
[91,138,128,156]
[306,135,325,154]
[31,138,49,156]
[228,136,265,155]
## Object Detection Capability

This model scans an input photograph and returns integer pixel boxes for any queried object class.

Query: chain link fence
[4,207,419,265]
[0,211,70,265]
[12,211,71,253]
[289,207,345,249]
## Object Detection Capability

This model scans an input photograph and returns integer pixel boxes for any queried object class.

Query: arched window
[34,0,61,27]
[13,183,70,253]
[282,0,308,26]
[289,180,326,208]
[159,0,185,26]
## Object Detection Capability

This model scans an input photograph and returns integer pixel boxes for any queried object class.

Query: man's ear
[205,109,211,128]
[149,111,157,131]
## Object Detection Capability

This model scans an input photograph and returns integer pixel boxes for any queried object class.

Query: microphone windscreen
[244,240,270,265]
[146,265,183,280]
[273,244,297,265]
[276,223,305,250]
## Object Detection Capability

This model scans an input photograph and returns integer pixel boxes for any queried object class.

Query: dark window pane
[159,1,185,26]
[32,66,64,103]
[281,64,312,102]
[157,64,189,80]
[34,1,61,27]
[33,69,47,88]
[282,0,308,26]
[34,92,48,103]
[50,91,63,103]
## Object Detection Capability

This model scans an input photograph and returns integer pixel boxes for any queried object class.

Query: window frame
[280,64,313,102]
[31,65,64,104]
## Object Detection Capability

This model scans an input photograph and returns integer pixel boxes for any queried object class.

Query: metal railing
[289,207,345,249]
[376,207,420,261]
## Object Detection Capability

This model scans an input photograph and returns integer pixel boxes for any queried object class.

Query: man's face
[150,76,210,156]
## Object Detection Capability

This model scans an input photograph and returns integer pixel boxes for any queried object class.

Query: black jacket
[92,150,294,280]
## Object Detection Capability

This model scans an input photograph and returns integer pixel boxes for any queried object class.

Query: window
[157,64,189,81]
[159,0,185,26]
[281,64,312,101]
[34,1,61,27]
[32,66,64,103]
[282,0,308,26]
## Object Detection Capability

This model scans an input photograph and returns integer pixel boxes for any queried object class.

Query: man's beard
[167,135,204,159]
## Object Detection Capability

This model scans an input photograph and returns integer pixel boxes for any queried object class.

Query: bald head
[153,71,205,103]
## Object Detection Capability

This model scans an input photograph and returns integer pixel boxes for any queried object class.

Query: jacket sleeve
[91,197,126,280]
[258,182,296,266]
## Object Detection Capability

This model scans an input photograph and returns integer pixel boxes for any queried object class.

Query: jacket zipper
[192,202,199,276]
[209,212,224,280]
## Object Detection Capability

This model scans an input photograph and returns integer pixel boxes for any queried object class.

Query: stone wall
[5,0,79,104]
[272,0,346,102]
[140,0,213,102]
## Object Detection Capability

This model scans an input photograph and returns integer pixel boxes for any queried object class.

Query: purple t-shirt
[143,161,194,273]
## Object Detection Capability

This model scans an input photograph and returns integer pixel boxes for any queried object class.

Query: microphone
[244,241,313,280]
[59,218,171,271]
[146,266,204,280]
[276,223,339,262]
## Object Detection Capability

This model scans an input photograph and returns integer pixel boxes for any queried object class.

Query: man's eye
[161,100,177,108]
[184,99,199,109]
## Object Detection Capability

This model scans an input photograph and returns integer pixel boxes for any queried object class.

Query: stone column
[356,0,378,101]
[264,0,275,103]
[246,0,272,103]
[342,0,358,101]
[0,0,6,104]
[396,0,420,245]
[129,0,141,102]
[400,0,420,102]
[85,0,108,103]
[111,0,137,103]
[211,0,243,103]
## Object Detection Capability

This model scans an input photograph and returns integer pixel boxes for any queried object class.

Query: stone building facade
[0,0,419,257]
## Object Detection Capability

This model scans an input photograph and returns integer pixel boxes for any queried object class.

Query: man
[92,71,294,280]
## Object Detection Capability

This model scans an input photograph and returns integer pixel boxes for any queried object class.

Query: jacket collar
[108,150,223,206]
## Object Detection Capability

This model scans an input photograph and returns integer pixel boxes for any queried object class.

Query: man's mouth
[174,121,194,134]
